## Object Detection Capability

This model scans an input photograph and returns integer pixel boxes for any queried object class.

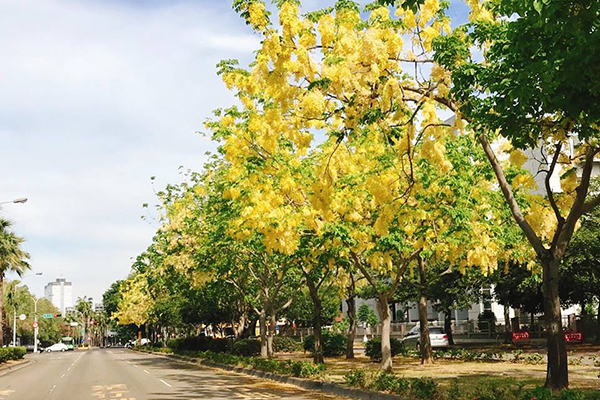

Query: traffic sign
[42,313,54,319]
[19,314,26,321]
[32,322,39,329]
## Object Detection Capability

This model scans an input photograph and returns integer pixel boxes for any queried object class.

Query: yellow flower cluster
[248,1,268,31]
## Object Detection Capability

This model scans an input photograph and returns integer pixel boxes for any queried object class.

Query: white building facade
[44,278,73,316]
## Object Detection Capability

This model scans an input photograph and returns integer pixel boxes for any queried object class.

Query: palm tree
[0,218,30,346]
[76,296,93,344]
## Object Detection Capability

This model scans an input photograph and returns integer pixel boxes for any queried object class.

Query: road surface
[0,348,346,400]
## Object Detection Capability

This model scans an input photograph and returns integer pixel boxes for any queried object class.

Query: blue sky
[1,0,468,304]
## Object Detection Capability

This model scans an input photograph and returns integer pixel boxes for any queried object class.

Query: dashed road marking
[143,370,150,375]
[0,389,15,399]
[61,373,66,378]
[159,379,172,388]
[49,385,56,394]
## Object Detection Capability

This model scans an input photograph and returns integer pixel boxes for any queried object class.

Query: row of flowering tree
[112,0,600,390]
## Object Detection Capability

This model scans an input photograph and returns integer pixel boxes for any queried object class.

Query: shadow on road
[129,355,331,400]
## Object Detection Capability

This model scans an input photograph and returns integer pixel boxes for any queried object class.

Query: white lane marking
[143,370,150,374]
[61,373,66,378]
[49,384,56,393]
[159,379,172,388]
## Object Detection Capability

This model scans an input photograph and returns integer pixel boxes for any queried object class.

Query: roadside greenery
[344,370,600,400]
[135,346,325,379]
[0,347,26,364]
[109,0,600,392]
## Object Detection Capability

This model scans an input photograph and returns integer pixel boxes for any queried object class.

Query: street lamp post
[10,272,42,349]
[31,297,41,353]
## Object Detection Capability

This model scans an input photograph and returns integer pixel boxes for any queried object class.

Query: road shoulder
[0,359,31,377]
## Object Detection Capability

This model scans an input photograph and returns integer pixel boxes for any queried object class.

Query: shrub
[365,337,403,361]
[232,339,261,356]
[166,338,181,350]
[511,349,524,363]
[411,378,438,400]
[0,347,26,363]
[208,338,233,353]
[286,360,326,378]
[373,372,411,395]
[523,352,544,365]
[303,331,347,357]
[273,336,302,353]
[168,336,212,352]
[568,356,583,366]
[344,370,368,388]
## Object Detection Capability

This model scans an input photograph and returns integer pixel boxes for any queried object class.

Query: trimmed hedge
[232,339,261,356]
[364,337,403,361]
[303,331,347,357]
[0,347,26,363]
[166,336,212,352]
[272,336,302,353]
[208,338,233,353]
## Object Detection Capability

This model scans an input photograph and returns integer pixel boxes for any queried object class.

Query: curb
[134,350,408,400]
[0,359,31,377]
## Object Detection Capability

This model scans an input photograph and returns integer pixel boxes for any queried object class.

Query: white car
[45,343,69,352]
[401,325,449,350]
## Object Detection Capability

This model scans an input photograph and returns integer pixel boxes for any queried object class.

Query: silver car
[401,326,449,350]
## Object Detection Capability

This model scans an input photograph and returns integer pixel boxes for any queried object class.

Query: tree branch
[478,133,547,256]
[547,142,565,252]
[554,146,600,259]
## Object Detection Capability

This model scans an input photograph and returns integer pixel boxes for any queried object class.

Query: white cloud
[0,0,259,301]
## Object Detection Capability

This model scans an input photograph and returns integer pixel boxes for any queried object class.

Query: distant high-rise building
[44,278,73,316]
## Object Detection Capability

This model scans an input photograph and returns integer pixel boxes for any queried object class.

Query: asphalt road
[0,348,346,400]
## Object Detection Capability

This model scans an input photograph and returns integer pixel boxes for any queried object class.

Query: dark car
[24,344,43,353]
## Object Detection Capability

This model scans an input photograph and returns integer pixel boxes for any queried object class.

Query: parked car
[401,326,449,350]
[24,344,43,353]
[45,343,69,352]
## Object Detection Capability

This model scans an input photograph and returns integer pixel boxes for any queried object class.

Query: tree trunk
[236,312,247,340]
[596,301,600,344]
[376,295,393,371]
[504,305,512,344]
[0,274,4,347]
[307,281,324,364]
[242,316,257,339]
[418,256,433,364]
[267,314,276,357]
[444,312,454,346]
[542,258,568,390]
[345,293,357,359]
[259,310,268,358]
